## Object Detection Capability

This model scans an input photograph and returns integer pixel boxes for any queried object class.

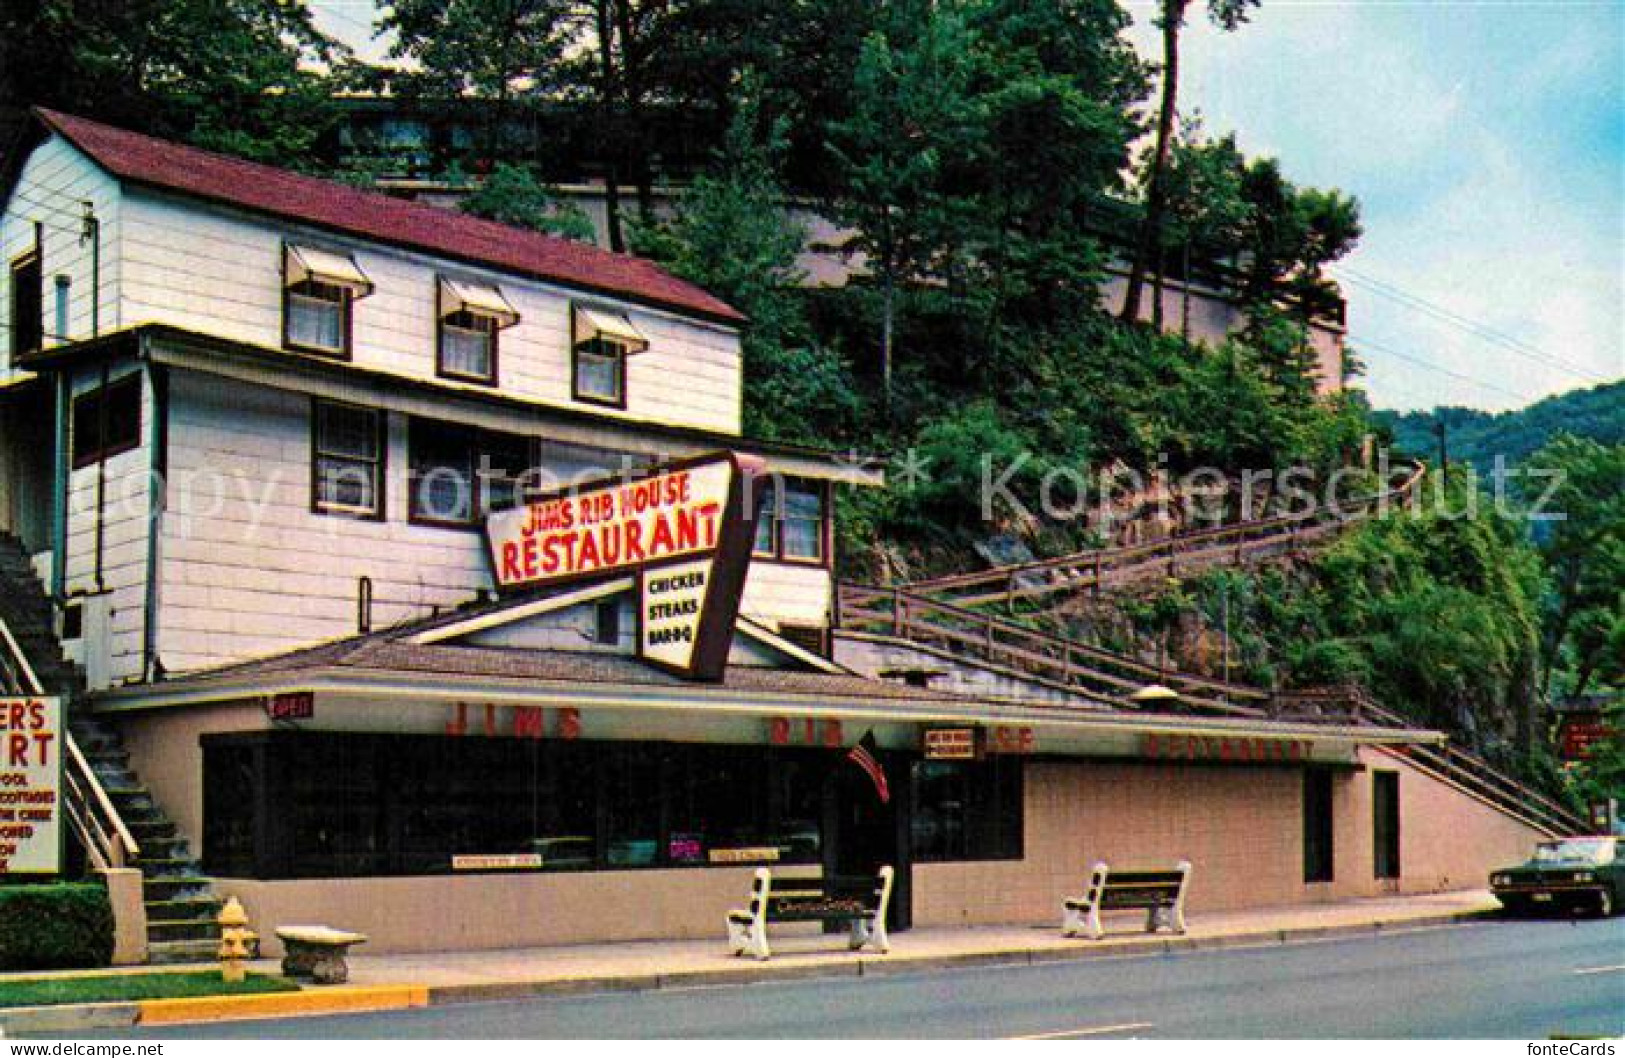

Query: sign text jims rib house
[485,453,766,679]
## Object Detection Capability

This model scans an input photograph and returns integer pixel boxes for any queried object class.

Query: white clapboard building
[0,110,1558,959]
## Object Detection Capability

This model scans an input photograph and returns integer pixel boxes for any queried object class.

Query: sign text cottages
[0,696,62,876]
[485,453,767,680]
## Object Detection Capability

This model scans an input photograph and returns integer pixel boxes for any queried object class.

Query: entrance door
[0,386,54,555]
[1373,771,1401,881]
[823,749,912,931]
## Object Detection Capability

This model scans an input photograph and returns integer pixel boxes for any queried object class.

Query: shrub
[0,883,115,971]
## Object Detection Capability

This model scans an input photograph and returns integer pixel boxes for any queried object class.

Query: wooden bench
[1062,861,1191,940]
[726,867,894,961]
[275,925,368,984]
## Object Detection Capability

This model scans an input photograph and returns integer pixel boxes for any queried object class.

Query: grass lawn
[0,971,299,1008]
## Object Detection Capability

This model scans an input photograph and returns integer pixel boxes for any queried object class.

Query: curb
[421,907,1498,1005]
[0,1002,139,1036]
[137,985,430,1026]
[0,986,430,1035]
[0,908,1498,1031]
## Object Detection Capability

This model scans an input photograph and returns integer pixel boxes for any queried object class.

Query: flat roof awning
[285,243,373,296]
[440,277,519,328]
[574,305,649,353]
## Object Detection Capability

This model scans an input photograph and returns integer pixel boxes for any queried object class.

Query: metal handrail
[0,611,139,868]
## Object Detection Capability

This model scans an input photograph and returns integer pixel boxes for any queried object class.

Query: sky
[310,0,1623,412]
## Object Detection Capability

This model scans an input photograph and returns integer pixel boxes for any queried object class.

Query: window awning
[440,277,520,329]
[574,304,649,354]
[285,244,373,296]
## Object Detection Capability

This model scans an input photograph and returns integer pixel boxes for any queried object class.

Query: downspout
[50,374,68,602]
[92,359,109,592]
[83,205,105,592]
[142,347,166,683]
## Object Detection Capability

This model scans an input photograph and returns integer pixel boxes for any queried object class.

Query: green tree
[1156,125,1248,336]
[0,0,344,164]
[828,2,985,407]
[459,163,597,241]
[635,76,857,444]
[1523,436,1625,698]
[1234,156,1362,318]
[1119,0,1260,325]
[380,0,573,163]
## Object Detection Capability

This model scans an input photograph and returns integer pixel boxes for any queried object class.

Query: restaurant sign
[1557,714,1615,762]
[485,453,766,680]
[1143,733,1313,763]
[0,697,62,876]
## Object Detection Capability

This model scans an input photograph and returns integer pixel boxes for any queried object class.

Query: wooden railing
[0,613,139,870]
[905,465,1427,609]
[835,592,1587,835]
[1277,685,1588,837]
[838,583,1272,717]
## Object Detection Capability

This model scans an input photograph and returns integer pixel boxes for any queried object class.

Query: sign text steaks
[485,454,765,680]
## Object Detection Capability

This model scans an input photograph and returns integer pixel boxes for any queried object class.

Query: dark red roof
[34,108,742,324]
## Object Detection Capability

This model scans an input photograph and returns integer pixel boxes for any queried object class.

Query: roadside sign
[0,696,62,876]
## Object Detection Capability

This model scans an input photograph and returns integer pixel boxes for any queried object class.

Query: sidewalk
[1,889,1500,1032]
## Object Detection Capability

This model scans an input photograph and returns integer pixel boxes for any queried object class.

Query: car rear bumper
[1492,884,1608,910]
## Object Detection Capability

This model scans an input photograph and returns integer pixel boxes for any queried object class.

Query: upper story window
[283,244,373,358]
[408,419,531,528]
[9,248,43,359]
[752,477,828,565]
[312,399,385,519]
[571,303,648,409]
[437,277,518,385]
[71,375,142,469]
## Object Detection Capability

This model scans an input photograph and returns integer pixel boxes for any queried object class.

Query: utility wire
[1334,265,1614,384]
[1348,336,1532,404]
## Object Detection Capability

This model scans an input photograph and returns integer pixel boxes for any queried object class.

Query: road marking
[1011,1022,1154,1040]
[1573,965,1625,976]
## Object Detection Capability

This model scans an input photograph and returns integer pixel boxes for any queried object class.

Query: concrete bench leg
[848,914,888,954]
[282,942,354,985]
[725,915,770,961]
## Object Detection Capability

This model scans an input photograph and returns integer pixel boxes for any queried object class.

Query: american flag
[847,730,890,804]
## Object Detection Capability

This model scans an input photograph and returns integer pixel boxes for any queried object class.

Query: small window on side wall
[752,477,827,564]
[571,304,647,409]
[71,374,142,469]
[283,244,372,358]
[312,400,385,519]
[438,277,518,385]
[10,249,43,358]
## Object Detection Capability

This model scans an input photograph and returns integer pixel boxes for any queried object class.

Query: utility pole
[1433,420,1449,477]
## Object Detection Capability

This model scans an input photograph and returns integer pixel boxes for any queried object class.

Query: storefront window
[911,757,1023,862]
[202,733,842,879]
[603,744,664,867]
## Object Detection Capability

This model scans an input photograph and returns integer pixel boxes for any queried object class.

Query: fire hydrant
[217,897,257,984]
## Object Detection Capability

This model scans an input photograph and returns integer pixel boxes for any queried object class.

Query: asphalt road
[74,917,1625,1039]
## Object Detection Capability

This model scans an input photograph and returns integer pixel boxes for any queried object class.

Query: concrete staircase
[69,717,223,963]
[0,532,222,964]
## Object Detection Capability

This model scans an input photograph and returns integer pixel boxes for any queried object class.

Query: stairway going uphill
[0,532,222,964]
[901,464,1427,609]
[836,461,1589,838]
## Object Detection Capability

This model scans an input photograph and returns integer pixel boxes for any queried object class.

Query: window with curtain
[753,477,827,563]
[439,310,497,381]
[312,400,384,518]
